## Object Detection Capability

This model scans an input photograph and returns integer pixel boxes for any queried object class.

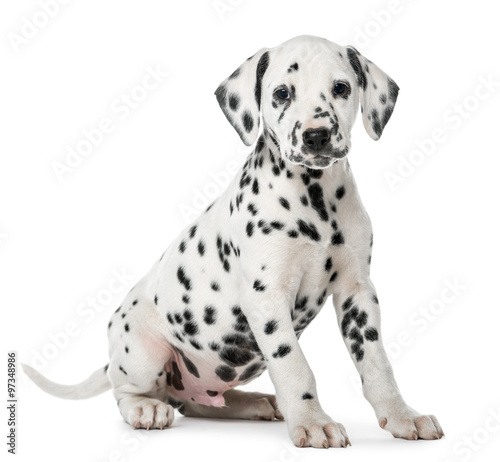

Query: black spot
[242,111,254,133]
[356,311,368,328]
[174,332,184,343]
[264,320,278,335]
[247,203,258,216]
[174,313,183,324]
[295,295,308,311]
[335,185,345,200]
[219,346,254,367]
[351,342,364,361]
[154,294,158,305]
[132,300,138,306]
[210,281,220,292]
[387,78,399,103]
[252,178,259,195]
[255,51,270,108]
[184,322,199,336]
[279,197,290,210]
[288,62,299,73]
[167,313,174,324]
[124,323,129,332]
[371,109,382,137]
[329,271,338,283]
[348,327,364,344]
[119,365,127,375]
[183,309,193,321]
[239,172,252,189]
[206,390,218,397]
[346,47,367,90]
[372,295,379,304]
[172,361,184,390]
[307,168,323,179]
[197,240,205,256]
[246,221,254,237]
[302,392,313,400]
[342,296,354,311]
[215,84,227,108]
[297,219,321,241]
[104,364,109,372]
[222,333,248,347]
[232,306,242,315]
[239,362,262,381]
[204,306,217,325]
[177,266,192,291]
[300,173,310,186]
[178,349,201,377]
[380,93,387,105]
[253,280,266,291]
[288,230,299,238]
[223,243,231,255]
[272,344,292,358]
[270,221,284,230]
[178,241,186,253]
[300,195,309,206]
[325,257,333,272]
[317,289,327,306]
[209,342,220,351]
[229,93,240,111]
[125,346,129,353]
[307,183,328,221]
[215,365,237,382]
[108,321,112,329]
[365,327,379,341]
[331,231,345,245]
[189,225,197,238]
[182,294,190,304]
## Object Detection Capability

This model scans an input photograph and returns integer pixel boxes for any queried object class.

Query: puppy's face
[215,35,399,169]
[260,38,358,169]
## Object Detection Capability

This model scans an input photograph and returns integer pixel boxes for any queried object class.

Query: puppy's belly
[164,346,266,406]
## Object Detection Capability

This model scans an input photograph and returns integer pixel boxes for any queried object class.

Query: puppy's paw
[241,392,284,421]
[290,420,350,448]
[127,399,174,430]
[379,409,444,440]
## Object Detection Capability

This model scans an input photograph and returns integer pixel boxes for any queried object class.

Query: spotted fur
[23,35,443,449]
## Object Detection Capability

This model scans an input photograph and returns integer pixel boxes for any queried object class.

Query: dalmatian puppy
[23,35,444,448]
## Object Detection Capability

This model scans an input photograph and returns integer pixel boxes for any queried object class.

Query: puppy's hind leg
[179,389,284,421]
[107,296,175,430]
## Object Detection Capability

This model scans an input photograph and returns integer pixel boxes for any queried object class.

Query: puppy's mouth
[299,145,349,169]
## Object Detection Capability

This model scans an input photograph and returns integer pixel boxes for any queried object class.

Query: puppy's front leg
[332,279,444,440]
[243,288,349,448]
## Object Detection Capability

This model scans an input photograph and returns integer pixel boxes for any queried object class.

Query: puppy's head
[215,35,399,169]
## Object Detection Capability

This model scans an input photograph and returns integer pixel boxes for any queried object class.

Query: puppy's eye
[333,81,350,97]
[274,88,291,101]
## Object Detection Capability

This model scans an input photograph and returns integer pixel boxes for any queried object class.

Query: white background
[1,1,499,461]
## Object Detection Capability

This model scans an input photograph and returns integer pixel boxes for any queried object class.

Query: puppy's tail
[22,363,111,400]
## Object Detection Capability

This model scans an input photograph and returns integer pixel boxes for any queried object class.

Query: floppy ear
[215,48,270,146]
[345,47,399,140]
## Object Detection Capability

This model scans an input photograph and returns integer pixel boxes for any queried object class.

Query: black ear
[345,47,399,140]
[215,48,270,146]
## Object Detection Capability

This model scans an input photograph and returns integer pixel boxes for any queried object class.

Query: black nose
[302,128,331,152]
